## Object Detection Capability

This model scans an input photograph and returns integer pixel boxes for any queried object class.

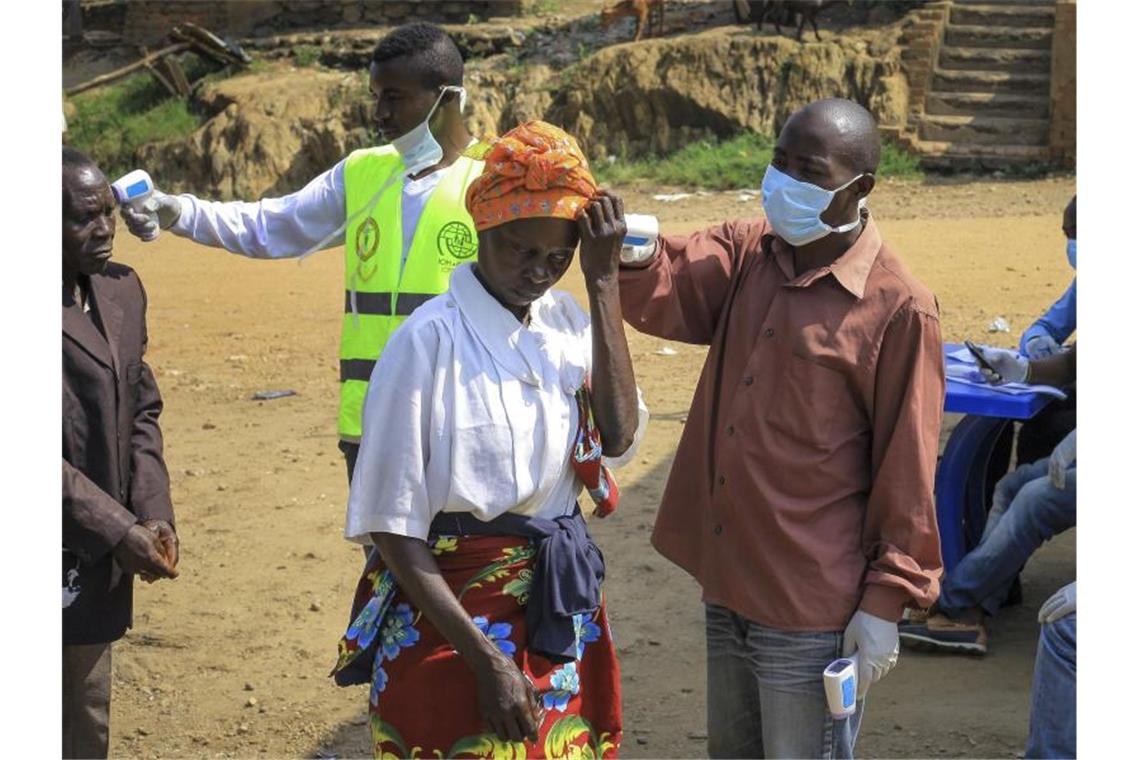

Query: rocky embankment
[139,11,912,199]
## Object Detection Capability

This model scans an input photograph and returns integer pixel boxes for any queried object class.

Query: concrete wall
[120,0,526,46]
[1048,0,1076,167]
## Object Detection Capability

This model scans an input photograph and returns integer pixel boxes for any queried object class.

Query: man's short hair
[62,145,97,175]
[62,146,102,206]
[371,22,464,89]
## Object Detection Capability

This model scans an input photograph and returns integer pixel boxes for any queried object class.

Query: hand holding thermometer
[620,213,660,265]
[823,655,859,719]
[111,170,159,241]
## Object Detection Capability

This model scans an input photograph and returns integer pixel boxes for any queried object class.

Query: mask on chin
[760,164,867,247]
[390,85,467,177]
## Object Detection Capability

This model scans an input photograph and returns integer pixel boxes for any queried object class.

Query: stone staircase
[906,0,1058,171]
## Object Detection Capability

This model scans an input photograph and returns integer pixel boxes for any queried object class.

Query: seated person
[1014,194,1076,465]
[899,346,1075,654]
[1020,195,1076,360]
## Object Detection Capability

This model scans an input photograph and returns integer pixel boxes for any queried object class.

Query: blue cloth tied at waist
[429,506,605,664]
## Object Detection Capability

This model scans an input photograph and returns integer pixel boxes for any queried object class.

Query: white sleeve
[344,320,441,544]
[169,159,347,259]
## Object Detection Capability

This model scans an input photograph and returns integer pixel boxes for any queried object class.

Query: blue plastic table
[936,344,1056,574]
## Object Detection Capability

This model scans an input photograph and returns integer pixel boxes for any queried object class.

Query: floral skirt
[332,534,622,759]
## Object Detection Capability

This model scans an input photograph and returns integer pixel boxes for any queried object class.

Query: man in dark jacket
[62,146,178,758]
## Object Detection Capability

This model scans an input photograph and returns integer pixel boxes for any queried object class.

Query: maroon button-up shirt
[619,215,944,630]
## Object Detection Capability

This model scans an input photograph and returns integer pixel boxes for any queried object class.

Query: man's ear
[442,86,467,114]
[854,173,876,200]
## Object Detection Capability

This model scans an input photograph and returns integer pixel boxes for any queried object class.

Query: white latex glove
[1038,582,1076,624]
[118,190,182,241]
[842,610,899,699]
[1048,429,1076,489]
[1024,334,1062,360]
[977,346,1029,385]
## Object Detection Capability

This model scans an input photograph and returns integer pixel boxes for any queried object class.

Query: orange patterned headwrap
[465,120,599,232]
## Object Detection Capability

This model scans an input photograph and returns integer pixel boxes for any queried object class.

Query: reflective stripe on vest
[337,146,484,441]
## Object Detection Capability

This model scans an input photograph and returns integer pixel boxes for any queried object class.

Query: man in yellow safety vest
[121,22,485,482]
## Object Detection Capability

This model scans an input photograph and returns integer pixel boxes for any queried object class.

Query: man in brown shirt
[618,99,944,758]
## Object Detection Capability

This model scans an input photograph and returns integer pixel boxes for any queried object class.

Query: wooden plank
[143,61,178,98]
[157,55,193,98]
[64,42,192,96]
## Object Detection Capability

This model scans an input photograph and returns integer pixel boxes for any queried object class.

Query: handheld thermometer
[620,213,659,265]
[822,656,858,719]
[111,169,158,242]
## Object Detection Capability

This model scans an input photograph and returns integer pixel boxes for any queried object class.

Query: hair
[62,145,103,206]
[371,22,464,89]
[62,145,97,174]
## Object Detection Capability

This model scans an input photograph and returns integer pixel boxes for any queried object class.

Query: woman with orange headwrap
[332,121,646,758]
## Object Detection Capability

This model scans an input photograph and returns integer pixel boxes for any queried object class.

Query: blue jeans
[1026,613,1076,758]
[705,604,863,759]
[940,458,1076,617]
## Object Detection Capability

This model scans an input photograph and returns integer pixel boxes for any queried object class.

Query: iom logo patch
[355,217,380,261]
[438,221,477,260]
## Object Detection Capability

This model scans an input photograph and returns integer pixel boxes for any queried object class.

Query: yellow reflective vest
[339,146,484,441]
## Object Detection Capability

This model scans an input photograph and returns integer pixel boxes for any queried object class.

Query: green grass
[593,132,924,190]
[292,44,321,67]
[877,141,924,179]
[66,71,203,180]
[526,0,561,16]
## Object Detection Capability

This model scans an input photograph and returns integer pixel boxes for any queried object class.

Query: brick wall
[120,0,527,46]
[122,1,230,46]
[1048,0,1076,167]
[898,0,951,128]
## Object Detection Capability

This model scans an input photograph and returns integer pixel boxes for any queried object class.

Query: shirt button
[717,475,726,486]
[743,377,754,386]
[726,425,735,436]
[714,524,723,535]
[764,328,775,338]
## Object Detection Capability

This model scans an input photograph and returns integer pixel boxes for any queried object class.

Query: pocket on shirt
[764,353,846,449]
[451,422,518,508]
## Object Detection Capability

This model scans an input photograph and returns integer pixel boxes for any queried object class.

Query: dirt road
[105,175,1075,759]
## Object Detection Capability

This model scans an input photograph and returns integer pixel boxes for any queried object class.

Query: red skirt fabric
[332,534,622,758]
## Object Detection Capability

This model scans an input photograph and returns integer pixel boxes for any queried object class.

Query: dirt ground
[104,175,1075,759]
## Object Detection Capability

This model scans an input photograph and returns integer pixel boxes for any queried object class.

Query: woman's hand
[578,191,627,285]
[372,533,544,745]
[473,648,542,743]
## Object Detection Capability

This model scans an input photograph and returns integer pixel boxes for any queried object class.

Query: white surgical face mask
[1065,238,1076,270]
[761,164,867,247]
[390,85,467,177]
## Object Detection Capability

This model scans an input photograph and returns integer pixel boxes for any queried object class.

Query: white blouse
[344,263,649,543]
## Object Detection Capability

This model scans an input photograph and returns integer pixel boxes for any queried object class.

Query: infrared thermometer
[822,655,858,719]
[111,169,158,241]
[620,213,660,265]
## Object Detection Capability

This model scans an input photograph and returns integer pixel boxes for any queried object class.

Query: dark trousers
[1016,393,1077,466]
[62,642,112,759]
[339,439,360,484]
[339,440,369,559]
